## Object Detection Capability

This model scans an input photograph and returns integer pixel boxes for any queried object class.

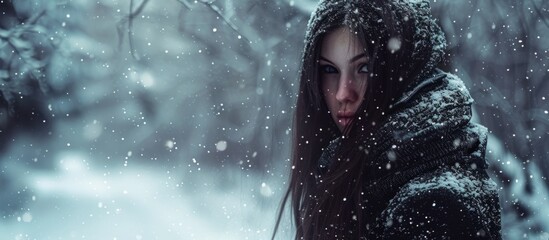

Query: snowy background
[0,0,548,239]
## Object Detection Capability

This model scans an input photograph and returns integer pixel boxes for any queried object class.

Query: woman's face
[320,27,368,133]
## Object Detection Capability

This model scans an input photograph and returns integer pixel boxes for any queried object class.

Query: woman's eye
[359,64,369,73]
[320,65,338,74]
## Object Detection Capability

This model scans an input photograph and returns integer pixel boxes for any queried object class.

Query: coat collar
[317,70,488,194]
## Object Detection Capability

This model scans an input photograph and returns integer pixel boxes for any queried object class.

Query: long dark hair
[272,0,446,239]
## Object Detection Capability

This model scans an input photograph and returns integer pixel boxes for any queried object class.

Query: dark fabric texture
[305,0,447,87]
[317,70,502,239]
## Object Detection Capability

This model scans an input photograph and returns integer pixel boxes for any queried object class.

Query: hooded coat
[305,0,502,239]
[317,70,501,239]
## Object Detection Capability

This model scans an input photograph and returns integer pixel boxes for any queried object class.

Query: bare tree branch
[175,0,192,10]
[529,0,549,28]
[175,0,253,44]
[116,0,150,61]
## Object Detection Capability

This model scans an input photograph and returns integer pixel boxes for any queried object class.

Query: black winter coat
[317,70,502,239]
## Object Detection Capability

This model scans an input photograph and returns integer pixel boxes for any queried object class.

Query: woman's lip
[337,112,355,118]
[337,116,354,126]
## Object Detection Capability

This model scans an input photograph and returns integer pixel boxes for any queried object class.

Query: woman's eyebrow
[319,56,335,65]
[319,53,368,65]
[350,52,368,63]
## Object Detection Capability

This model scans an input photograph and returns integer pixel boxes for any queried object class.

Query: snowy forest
[0,0,548,239]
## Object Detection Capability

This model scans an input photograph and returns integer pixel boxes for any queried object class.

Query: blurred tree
[0,1,54,154]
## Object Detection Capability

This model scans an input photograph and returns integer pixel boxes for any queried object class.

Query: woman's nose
[335,74,358,103]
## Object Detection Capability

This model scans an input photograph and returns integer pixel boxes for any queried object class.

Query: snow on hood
[303,0,447,79]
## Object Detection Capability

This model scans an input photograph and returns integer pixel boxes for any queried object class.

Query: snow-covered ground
[0,135,292,239]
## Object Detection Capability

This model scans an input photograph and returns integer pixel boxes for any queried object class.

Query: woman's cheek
[321,77,339,96]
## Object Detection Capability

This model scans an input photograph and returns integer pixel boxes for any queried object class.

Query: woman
[273,0,501,239]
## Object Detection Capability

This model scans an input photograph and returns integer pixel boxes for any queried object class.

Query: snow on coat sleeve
[380,166,500,240]
[381,187,493,239]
